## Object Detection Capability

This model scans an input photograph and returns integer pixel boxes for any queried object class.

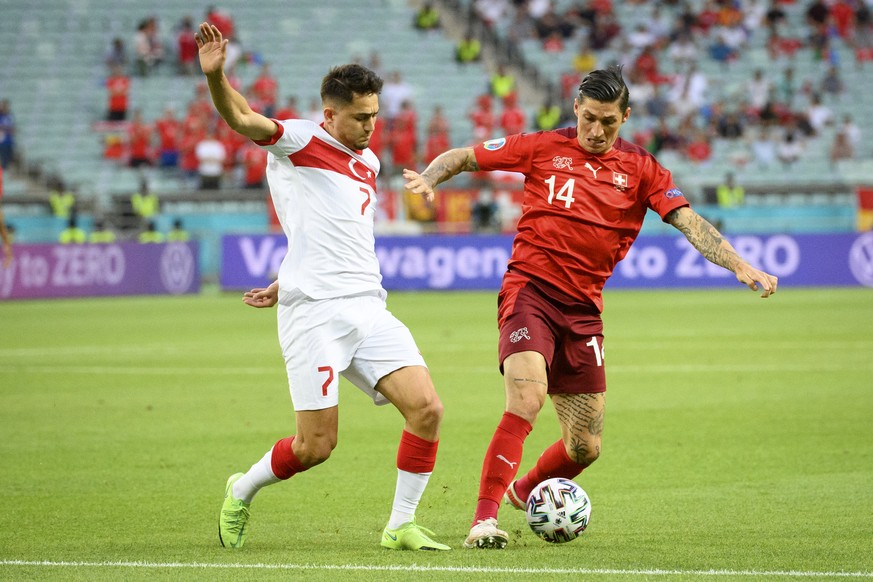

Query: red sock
[514,439,587,501]
[473,412,532,524]
[270,436,307,480]
[397,430,438,473]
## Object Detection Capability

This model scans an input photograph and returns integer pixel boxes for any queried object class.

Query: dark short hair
[320,64,383,105]
[577,65,629,112]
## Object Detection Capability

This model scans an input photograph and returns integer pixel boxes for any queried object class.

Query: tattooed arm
[402,147,479,202]
[666,206,778,298]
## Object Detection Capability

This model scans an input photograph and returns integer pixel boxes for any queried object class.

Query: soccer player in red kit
[403,66,778,549]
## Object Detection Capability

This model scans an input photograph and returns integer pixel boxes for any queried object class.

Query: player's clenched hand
[735,262,778,298]
[243,285,278,308]
[195,22,227,76]
[402,169,434,203]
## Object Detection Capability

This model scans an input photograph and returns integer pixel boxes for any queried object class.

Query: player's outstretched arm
[196,22,276,141]
[666,206,778,298]
[242,281,279,308]
[403,147,478,202]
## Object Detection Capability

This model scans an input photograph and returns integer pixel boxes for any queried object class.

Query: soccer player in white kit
[196,23,450,551]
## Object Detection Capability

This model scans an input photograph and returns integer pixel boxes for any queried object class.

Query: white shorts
[276,289,427,411]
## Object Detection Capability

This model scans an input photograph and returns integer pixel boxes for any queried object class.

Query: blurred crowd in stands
[88,0,872,201]
[471,0,871,170]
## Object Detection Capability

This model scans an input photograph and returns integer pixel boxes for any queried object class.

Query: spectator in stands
[506,7,535,47]
[649,119,684,154]
[471,187,500,233]
[105,37,129,73]
[139,220,165,243]
[746,69,772,114]
[179,115,206,188]
[414,2,441,31]
[821,65,845,96]
[176,16,199,76]
[645,84,670,119]
[716,172,745,208]
[390,100,419,175]
[131,179,160,222]
[304,98,324,123]
[774,66,796,108]
[709,30,738,64]
[240,142,268,189]
[572,38,597,74]
[669,64,708,115]
[777,130,804,167]
[490,65,516,100]
[218,120,246,173]
[274,96,301,120]
[805,93,833,134]
[716,109,745,139]
[196,130,227,189]
[829,128,855,165]
[0,99,14,169]
[542,31,564,53]
[456,31,483,64]
[765,0,788,33]
[127,110,153,168]
[469,93,496,141]
[49,180,76,219]
[0,165,12,266]
[88,219,117,244]
[750,126,779,168]
[534,98,562,131]
[205,6,241,71]
[424,106,451,164]
[665,30,698,70]
[381,71,414,127]
[105,65,130,122]
[499,93,527,136]
[134,17,164,76]
[839,114,862,149]
[167,218,190,242]
[685,129,713,164]
[250,64,279,117]
[155,108,181,168]
[474,0,508,27]
[59,213,86,244]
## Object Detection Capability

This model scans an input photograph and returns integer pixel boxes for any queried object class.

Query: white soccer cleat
[503,480,525,511]
[463,518,508,549]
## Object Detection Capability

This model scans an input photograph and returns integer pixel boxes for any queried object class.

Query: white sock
[387,469,431,529]
[232,449,280,503]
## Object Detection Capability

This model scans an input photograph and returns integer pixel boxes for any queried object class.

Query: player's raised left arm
[666,206,778,298]
[196,22,276,141]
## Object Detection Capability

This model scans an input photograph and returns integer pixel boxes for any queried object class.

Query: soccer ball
[525,477,591,543]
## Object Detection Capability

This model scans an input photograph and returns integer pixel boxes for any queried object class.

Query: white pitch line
[0,560,871,578]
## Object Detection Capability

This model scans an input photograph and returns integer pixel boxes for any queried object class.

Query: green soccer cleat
[218,473,250,548]
[381,518,451,551]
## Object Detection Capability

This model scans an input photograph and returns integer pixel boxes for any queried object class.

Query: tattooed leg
[551,393,605,466]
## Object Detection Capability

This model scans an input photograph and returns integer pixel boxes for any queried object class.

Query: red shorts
[497,270,606,394]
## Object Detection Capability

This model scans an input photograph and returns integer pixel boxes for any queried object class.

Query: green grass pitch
[1,287,871,581]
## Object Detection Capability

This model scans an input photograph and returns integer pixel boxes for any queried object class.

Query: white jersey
[255,119,383,299]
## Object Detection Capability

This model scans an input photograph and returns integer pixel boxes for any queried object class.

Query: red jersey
[106,75,130,113]
[473,128,689,311]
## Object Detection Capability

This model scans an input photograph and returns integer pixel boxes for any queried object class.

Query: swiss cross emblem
[613,172,628,189]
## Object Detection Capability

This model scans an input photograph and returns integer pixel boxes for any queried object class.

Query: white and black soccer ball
[525,477,591,543]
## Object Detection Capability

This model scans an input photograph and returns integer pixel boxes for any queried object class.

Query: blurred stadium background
[1,0,872,283]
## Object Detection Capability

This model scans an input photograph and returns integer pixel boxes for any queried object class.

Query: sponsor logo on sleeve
[483,138,506,151]
[665,187,684,199]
